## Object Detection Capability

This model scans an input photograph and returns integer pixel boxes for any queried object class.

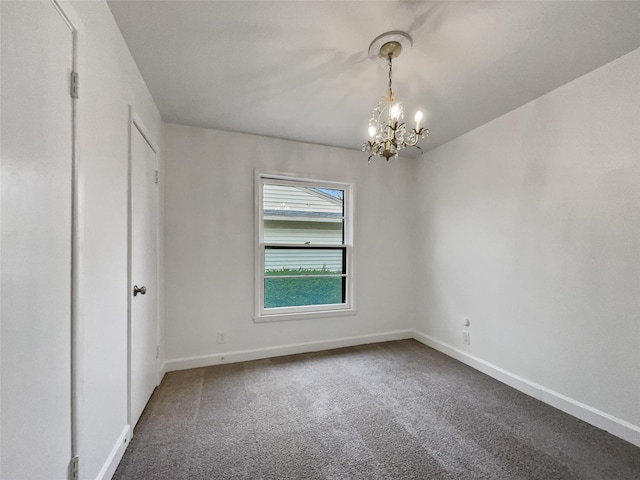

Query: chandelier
[362,31,428,164]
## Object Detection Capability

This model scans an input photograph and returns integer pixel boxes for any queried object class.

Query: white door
[1,1,75,478]
[130,119,159,429]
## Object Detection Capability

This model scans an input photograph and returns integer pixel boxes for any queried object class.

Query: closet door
[130,116,159,430]
[1,1,75,478]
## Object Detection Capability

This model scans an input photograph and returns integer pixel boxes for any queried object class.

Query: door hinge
[154,170,159,184]
[70,72,79,99]
[156,345,160,360]
[70,456,79,480]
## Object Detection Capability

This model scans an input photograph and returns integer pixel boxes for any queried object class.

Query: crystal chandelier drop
[362,31,428,164]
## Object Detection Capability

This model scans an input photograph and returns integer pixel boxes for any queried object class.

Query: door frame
[127,106,160,431]
[51,0,83,469]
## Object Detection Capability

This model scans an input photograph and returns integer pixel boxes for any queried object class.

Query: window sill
[254,308,357,323]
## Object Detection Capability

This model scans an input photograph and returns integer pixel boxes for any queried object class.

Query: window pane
[263,184,344,245]
[264,248,344,275]
[264,276,344,308]
[263,185,343,217]
[263,184,344,222]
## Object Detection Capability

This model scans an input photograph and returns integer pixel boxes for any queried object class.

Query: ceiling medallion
[362,31,428,164]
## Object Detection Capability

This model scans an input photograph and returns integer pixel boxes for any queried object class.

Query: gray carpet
[113,340,640,479]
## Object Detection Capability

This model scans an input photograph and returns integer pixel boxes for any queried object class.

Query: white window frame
[254,171,356,322]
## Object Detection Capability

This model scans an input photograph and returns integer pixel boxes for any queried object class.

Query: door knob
[133,285,147,296]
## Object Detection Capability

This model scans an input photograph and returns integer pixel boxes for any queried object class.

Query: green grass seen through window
[264,268,343,308]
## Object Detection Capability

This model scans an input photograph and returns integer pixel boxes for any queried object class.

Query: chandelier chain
[388,55,393,98]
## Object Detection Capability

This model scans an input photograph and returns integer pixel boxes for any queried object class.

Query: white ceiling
[107,1,640,154]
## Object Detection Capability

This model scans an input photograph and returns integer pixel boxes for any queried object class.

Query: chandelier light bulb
[390,103,401,121]
[414,110,423,129]
[368,125,377,138]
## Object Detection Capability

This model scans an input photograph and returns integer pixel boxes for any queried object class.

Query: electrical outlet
[217,332,226,344]
[462,332,470,345]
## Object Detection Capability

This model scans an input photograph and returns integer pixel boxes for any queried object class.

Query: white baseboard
[164,330,414,372]
[159,360,168,382]
[95,424,131,480]
[411,329,640,448]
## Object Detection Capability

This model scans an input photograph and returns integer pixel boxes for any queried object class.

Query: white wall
[69,2,162,479]
[163,124,417,367]
[414,49,640,440]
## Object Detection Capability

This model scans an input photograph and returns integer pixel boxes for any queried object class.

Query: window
[255,172,355,321]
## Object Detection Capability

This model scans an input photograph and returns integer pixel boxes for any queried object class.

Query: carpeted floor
[113,339,640,479]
